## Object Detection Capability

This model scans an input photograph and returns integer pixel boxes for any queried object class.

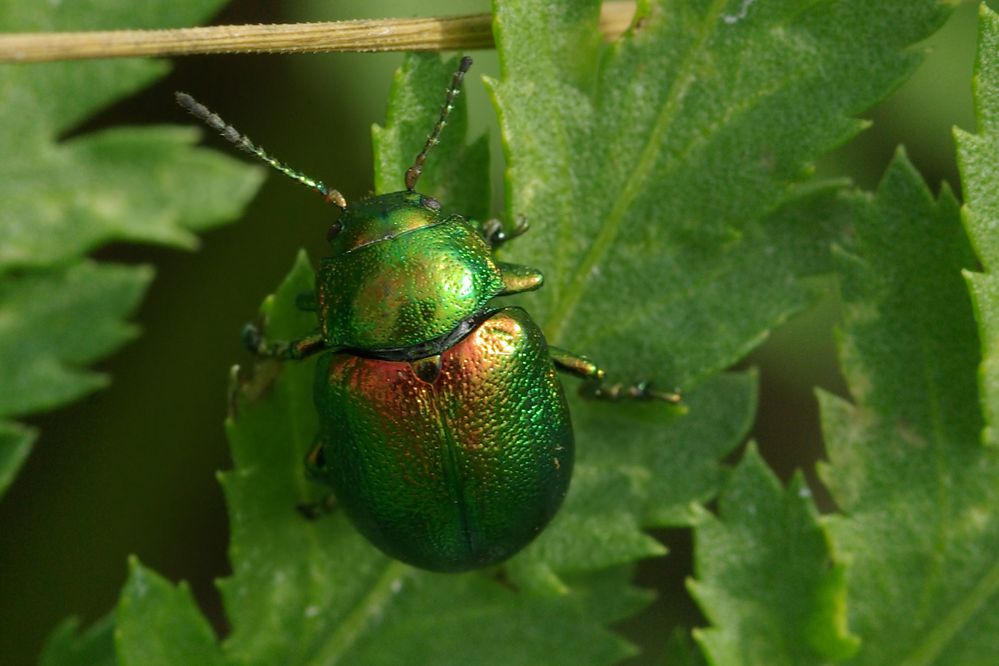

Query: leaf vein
[900,551,999,666]
[546,0,730,342]
[306,560,410,666]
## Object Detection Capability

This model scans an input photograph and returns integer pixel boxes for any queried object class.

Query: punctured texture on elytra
[310,307,573,572]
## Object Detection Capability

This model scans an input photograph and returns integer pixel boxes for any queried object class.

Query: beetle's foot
[304,440,327,481]
[481,215,529,249]
[241,320,301,360]
[241,320,267,355]
[508,214,530,241]
[581,380,682,404]
[297,494,336,521]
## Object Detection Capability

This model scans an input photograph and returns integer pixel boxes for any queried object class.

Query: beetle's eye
[420,195,441,211]
[326,222,343,241]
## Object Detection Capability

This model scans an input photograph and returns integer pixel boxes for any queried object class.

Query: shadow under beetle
[177,56,679,573]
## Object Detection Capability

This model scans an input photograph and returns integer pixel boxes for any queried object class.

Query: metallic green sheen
[310,307,574,572]
[317,215,506,351]
[326,191,438,256]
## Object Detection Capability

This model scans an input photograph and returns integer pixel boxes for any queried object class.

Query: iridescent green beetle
[177,57,678,572]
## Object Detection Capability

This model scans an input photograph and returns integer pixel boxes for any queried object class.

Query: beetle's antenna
[175,92,347,210]
[405,56,473,192]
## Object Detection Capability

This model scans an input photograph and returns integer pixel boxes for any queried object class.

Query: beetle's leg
[242,322,326,360]
[497,262,544,295]
[304,438,328,480]
[549,347,682,404]
[480,214,529,249]
[580,379,683,403]
[549,347,603,381]
[297,494,337,520]
[298,439,336,519]
[296,290,318,312]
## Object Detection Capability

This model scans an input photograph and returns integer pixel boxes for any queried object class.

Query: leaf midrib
[900,278,998,664]
[855,232,997,665]
[898,551,999,666]
[546,0,728,343]
[306,560,410,666]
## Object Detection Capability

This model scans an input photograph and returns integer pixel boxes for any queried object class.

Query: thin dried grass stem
[0,2,635,64]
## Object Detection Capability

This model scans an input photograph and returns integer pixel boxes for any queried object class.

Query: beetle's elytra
[178,56,678,572]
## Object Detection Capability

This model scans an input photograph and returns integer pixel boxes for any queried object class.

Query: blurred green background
[0,1,988,663]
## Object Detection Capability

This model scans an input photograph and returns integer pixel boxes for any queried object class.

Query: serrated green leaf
[956,5,999,271]
[957,4,999,448]
[663,629,709,666]
[372,53,490,221]
[487,0,949,388]
[0,0,264,497]
[0,260,149,498]
[40,614,116,666]
[0,4,263,272]
[820,149,999,664]
[690,446,858,665]
[115,558,224,666]
[0,261,152,417]
[0,421,35,496]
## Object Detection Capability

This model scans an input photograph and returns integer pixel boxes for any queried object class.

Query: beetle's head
[324,190,446,256]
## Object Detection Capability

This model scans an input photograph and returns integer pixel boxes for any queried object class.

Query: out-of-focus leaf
[0,0,264,497]
[0,422,34,497]
[663,628,708,666]
[0,3,263,271]
[0,261,151,417]
[40,614,115,666]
